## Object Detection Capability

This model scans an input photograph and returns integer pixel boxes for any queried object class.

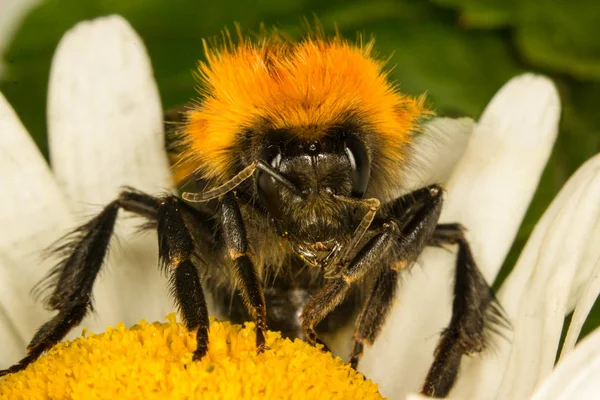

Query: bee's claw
[257,344,271,354]
[256,325,268,354]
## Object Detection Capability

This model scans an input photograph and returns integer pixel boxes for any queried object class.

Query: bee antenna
[183,162,258,202]
[182,160,300,203]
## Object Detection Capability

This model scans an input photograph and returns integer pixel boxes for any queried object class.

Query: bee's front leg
[157,196,211,360]
[337,187,506,399]
[299,219,402,347]
[348,185,444,367]
[219,192,268,352]
[300,186,442,350]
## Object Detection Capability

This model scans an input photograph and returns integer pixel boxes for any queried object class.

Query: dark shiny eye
[344,137,370,197]
[256,145,283,218]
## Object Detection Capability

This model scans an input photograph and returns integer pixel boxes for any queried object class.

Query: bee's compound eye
[259,144,281,168]
[256,145,283,218]
[344,137,370,198]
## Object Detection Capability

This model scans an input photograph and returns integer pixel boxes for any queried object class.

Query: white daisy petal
[559,183,600,360]
[531,325,600,400]
[47,16,173,333]
[455,154,600,399]
[564,198,600,312]
[560,257,600,360]
[0,261,29,369]
[403,117,474,191]
[0,92,71,366]
[360,74,559,399]
[406,394,437,400]
[445,74,560,282]
[487,154,600,400]
[0,256,28,366]
[48,15,172,203]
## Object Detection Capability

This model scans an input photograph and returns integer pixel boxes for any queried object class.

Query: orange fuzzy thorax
[181,32,426,182]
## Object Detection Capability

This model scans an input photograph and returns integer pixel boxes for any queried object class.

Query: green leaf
[347,19,521,117]
[429,0,517,28]
[516,0,600,80]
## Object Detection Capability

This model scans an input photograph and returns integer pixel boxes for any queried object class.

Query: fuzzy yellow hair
[176,29,427,184]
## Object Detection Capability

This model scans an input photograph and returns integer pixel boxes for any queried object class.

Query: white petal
[456,153,600,399]
[0,258,28,368]
[0,91,71,366]
[564,204,600,312]
[406,394,436,400]
[48,15,172,203]
[484,154,600,400]
[360,74,560,399]
[447,74,560,282]
[531,326,600,400]
[559,177,600,359]
[560,257,600,360]
[403,117,474,191]
[47,16,173,333]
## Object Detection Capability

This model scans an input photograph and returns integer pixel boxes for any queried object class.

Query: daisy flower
[1,15,599,400]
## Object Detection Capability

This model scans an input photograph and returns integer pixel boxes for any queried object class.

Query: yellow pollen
[0,314,384,399]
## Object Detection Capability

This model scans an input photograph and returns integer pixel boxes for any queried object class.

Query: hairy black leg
[0,189,213,376]
[0,190,157,376]
[158,197,210,360]
[301,185,444,349]
[428,223,466,248]
[220,192,268,352]
[347,186,445,367]
[349,267,399,368]
[421,224,506,398]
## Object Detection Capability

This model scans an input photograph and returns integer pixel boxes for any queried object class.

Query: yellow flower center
[0,314,383,399]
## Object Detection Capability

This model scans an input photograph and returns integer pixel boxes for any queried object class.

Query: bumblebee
[1,30,504,397]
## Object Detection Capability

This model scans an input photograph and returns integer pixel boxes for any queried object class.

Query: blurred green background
[1,0,599,339]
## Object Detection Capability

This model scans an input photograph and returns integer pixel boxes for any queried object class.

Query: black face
[255,129,371,245]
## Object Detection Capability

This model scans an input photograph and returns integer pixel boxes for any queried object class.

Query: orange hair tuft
[177,29,428,183]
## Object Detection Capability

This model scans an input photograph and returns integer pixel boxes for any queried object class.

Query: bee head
[255,128,370,242]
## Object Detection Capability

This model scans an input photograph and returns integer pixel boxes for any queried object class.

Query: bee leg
[348,186,444,368]
[0,190,212,376]
[157,197,210,360]
[428,223,466,248]
[300,277,352,346]
[301,185,443,350]
[219,192,268,353]
[0,190,153,376]
[348,267,399,369]
[421,224,507,398]
[300,219,407,347]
